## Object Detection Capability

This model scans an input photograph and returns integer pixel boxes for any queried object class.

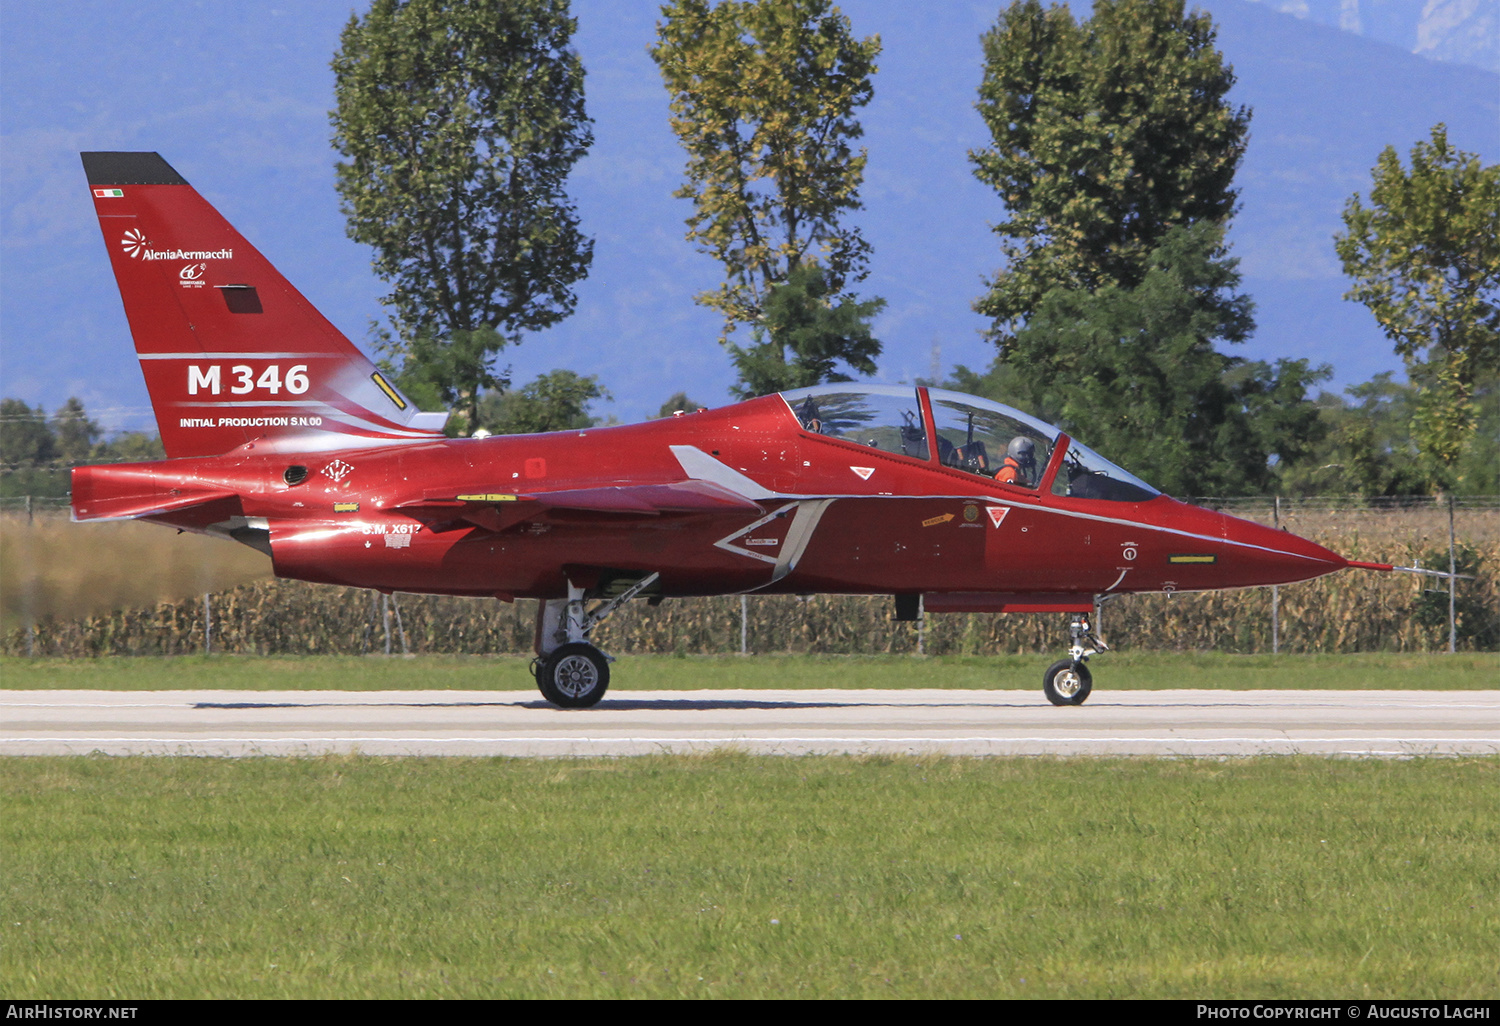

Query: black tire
[1043,659,1092,706]
[537,642,610,708]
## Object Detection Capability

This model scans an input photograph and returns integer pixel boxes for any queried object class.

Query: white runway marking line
[4,689,1494,757]
[8,737,1497,746]
[5,699,1500,710]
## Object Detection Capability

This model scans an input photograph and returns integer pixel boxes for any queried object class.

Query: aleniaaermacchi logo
[120,227,232,262]
[121,228,149,258]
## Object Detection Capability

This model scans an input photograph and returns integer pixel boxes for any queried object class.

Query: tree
[656,392,704,418]
[331,0,594,432]
[973,223,1327,496]
[1274,374,1429,498]
[0,399,60,498]
[1,397,167,498]
[652,0,884,394]
[971,0,1249,347]
[725,264,884,397]
[477,370,608,435]
[1335,124,1500,487]
[959,0,1303,495]
[0,400,56,471]
[50,398,100,464]
[393,325,510,430]
[98,432,165,465]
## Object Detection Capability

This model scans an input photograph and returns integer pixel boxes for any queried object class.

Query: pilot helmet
[1007,435,1036,467]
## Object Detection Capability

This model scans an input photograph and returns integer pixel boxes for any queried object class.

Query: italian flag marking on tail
[93,188,124,198]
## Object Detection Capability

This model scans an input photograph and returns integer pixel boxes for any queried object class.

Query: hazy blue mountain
[1243,0,1499,72]
[1,1,1495,434]
[1202,0,1498,382]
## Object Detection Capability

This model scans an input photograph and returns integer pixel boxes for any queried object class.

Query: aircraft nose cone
[1219,511,1347,587]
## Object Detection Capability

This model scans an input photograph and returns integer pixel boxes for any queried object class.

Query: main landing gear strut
[1043,610,1109,706]
[531,573,660,708]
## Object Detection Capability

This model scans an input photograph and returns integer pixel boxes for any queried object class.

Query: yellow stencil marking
[371,372,408,410]
[1168,554,1217,564]
[922,513,955,527]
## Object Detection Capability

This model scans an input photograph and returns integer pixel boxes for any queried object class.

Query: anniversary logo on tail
[72,153,1420,708]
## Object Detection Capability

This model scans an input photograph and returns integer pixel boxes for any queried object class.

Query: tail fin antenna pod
[81,152,448,458]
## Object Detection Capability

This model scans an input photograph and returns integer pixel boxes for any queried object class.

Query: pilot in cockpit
[995,436,1037,486]
[796,397,824,434]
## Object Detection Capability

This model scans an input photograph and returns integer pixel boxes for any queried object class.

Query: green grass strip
[2,755,1496,998]
[1,651,1496,691]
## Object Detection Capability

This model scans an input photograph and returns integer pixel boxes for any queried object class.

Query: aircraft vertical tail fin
[81,152,447,458]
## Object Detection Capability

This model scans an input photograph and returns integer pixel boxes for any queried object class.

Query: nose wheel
[1043,659,1092,705]
[1042,611,1106,706]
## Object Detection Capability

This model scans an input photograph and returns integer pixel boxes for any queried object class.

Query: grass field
[2,755,1495,999]
[1,650,1496,691]
[0,514,268,634]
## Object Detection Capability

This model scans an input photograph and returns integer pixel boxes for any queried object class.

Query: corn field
[3,501,1497,657]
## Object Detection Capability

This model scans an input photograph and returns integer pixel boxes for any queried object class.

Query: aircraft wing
[397,479,763,532]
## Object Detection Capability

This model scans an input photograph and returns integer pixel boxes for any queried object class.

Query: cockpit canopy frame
[778,383,1161,502]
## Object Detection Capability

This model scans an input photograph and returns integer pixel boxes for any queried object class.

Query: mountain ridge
[0,0,1494,429]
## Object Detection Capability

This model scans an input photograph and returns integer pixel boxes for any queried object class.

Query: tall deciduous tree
[331,0,594,431]
[652,0,884,395]
[960,0,1311,495]
[1335,124,1500,487]
[996,223,1326,496]
[971,0,1249,346]
[726,264,884,398]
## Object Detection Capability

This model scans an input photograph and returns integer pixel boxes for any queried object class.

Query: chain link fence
[4,496,1497,657]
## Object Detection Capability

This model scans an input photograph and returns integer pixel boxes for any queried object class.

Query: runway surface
[2,688,1497,757]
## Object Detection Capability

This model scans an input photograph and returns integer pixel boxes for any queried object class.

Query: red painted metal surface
[72,153,1356,612]
[71,392,1350,602]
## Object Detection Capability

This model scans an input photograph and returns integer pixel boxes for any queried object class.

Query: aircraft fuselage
[73,392,1346,606]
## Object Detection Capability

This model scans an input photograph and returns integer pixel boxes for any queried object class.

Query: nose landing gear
[1043,611,1107,706]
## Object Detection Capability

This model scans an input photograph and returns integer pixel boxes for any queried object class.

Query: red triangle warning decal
[986,506,1009,528]
[851,466,874,480]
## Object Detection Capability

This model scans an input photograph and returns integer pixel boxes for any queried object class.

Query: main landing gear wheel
[1043,659,1092,706]
[536,642,610,708]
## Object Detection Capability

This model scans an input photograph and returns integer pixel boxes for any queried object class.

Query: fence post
[917,594,925,656]
[25,494,33,524]
[1271,496,1280,655]
[740,595,748,655]
[392,593,409,655]
[1448,493,1457,654]
[382,593,392,656]
[362,591,376,653]
[202,593,212,655]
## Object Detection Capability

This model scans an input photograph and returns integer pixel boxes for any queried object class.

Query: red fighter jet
[71,152,1397,708]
